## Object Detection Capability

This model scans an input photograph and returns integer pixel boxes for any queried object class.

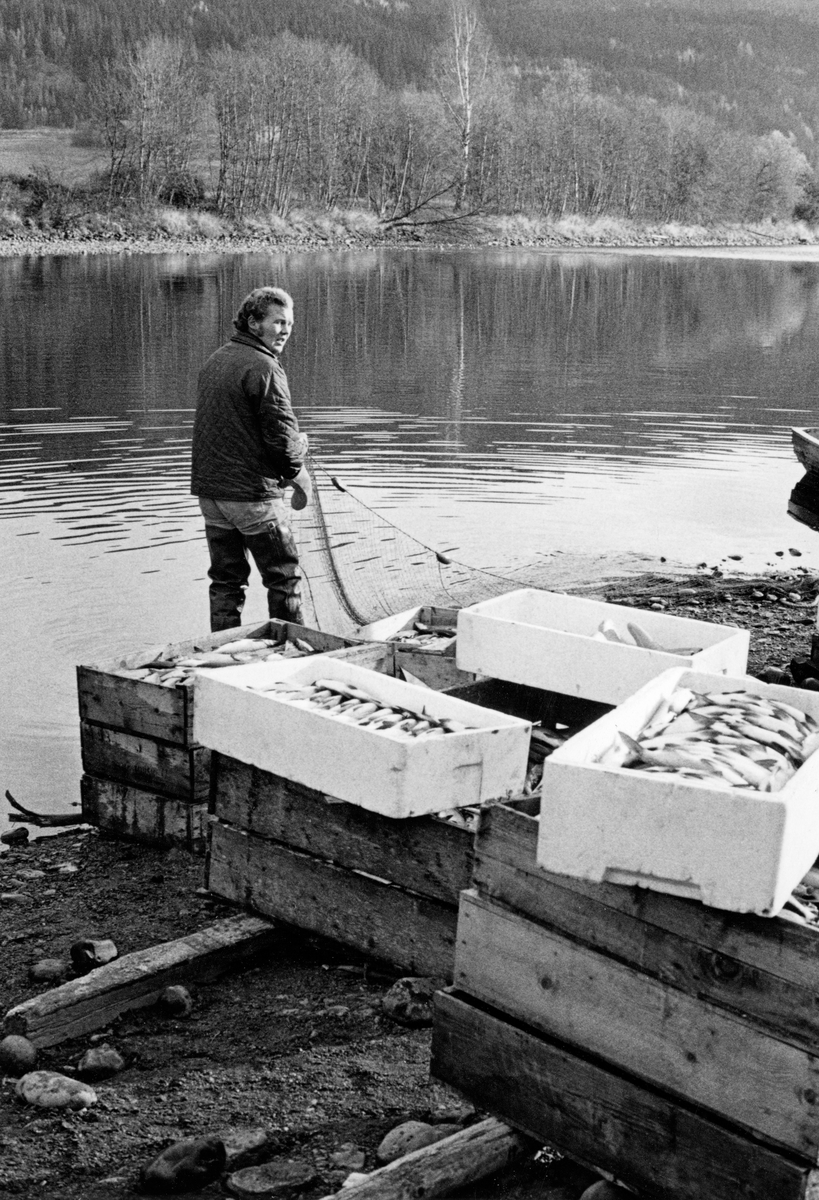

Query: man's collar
[231,330,279,358]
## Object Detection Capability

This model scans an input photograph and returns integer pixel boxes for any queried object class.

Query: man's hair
[234,286,293,333]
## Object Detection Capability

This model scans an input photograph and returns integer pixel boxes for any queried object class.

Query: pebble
[0,1034,37,1075]
[141,1135,227,1193]
[220,1127,276,1172]
[330,1144,367,1171]
[225,1158,317,1197]
[160,985,194,1016]
[29,958,68,984]
[70,938,118,974]
[375,1120,460,1164]
[77,1045,125,1081]
[1,892,31,905]
[15,1070,97,1110]
[381,977,436,1027]
[429,1099,476,1125]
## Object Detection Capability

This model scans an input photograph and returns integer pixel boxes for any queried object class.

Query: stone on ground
[225,1158,317,1197]
[70,938,118,974]
[376,1120,461,1164]
[140,1134,226,1193]
[0,1034,37,1075]
[380,976,436,1027]
[14,1070,96,1110]
[77,1044,125,1081]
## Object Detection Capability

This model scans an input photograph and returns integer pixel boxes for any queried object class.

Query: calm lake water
[2,244,819,827]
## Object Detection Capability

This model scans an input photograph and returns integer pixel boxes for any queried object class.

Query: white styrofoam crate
[538,667,819,915]
[193,657,531,818]
[455,589,749,706]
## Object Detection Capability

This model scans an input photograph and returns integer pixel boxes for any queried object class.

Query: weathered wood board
[4,915,278,1047]
[316,1117,531,1200]
[431,988,819,1200]
[454,887,819,1159]
[475,804,819,1050]
[208,821,457,981]
[210,754,473,905]
[81,723,210,800]
[81,775,207,854]
[391,647,476,692]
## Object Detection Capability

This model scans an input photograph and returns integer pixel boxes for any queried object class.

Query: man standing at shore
[191,286,312,631]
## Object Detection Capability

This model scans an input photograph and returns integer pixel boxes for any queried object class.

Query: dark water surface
[2,245,819,824]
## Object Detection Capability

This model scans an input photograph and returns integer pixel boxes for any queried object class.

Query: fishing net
[291,460,530,635]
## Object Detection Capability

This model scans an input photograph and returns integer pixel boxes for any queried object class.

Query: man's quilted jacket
[191,331,308,500]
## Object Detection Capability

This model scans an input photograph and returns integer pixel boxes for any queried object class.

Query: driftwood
[316,1117,532,1200]
[4,915,279,1047]
[5,789,83,827]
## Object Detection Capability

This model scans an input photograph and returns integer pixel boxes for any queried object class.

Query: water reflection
[3,247,819,824]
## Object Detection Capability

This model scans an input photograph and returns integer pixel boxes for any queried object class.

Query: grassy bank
[1,204,819,258]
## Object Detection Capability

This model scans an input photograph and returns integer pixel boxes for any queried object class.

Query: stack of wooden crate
[206,754,476,980]
[431,803,819,1199]
[76,620,360,854]
[203,674,569,981]
[203,678,609,982]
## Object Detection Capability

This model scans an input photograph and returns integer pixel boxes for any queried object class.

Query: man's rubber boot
[204,524,250,631]
[243,522,303,624]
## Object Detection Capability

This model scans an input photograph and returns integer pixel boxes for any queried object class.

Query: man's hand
[288,465,313,511]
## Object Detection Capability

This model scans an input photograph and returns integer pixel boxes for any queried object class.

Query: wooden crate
[357,605,459,653]
[205,683,600,971]
[77,620,361,747]
[76,620,366,852]
[80,775,208,855]
[206,753,476,980]
[433,991,819,1200]
[431,803,819,1195]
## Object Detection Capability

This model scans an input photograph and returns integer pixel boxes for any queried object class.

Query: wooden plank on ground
[316,1116,531,1200]
[475,804,819,1049]
[431,989,819,1200]
[210,755,473,905]
[454,889,819,1159]
[81,775,207,853]
[80,722,209,799]
[3,915,278,1048]
[208,821,457,981]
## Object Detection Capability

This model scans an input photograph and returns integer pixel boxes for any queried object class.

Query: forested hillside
[3,0,819,157]
[1,0,817,230]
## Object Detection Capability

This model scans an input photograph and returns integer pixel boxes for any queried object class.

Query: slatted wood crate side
[391,647,477,691]
[77,663,190,745]
[209,754,473,906]
[81,775,207,854]
[431,989,819,1200]
[80,722,210,801]
[454,888,819,1160]
[475,805,819,1051]
[207,820,457,981]
[77,620,363,747]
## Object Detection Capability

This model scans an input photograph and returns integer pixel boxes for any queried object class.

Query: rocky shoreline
[1,218,818,258]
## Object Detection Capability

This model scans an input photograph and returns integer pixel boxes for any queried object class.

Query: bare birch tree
[436,0,493,212]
